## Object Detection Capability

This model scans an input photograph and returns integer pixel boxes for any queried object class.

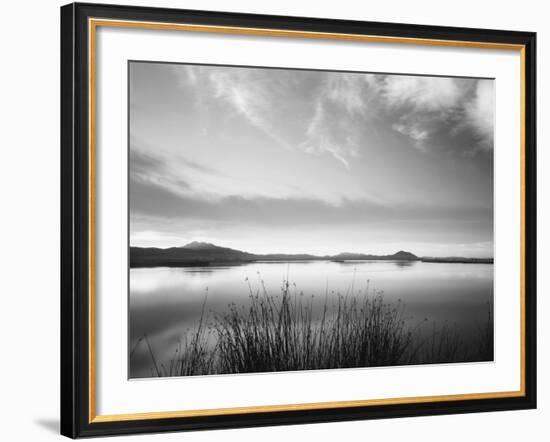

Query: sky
[129,61,494,257]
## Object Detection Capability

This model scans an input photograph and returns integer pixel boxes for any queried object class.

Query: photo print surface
[128,61,494,379]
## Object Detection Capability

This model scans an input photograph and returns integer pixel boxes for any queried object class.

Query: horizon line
[129,241,494,260]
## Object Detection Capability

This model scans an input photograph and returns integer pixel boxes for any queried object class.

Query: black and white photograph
[128,61,495,378]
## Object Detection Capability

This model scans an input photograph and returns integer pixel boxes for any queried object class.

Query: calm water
[129,261,493,378]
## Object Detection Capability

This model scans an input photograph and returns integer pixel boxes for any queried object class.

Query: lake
[129,260,493,378]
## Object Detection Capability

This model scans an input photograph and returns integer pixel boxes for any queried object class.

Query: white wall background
[0,0,546,440]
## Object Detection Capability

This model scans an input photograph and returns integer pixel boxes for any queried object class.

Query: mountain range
[129,242,474,268]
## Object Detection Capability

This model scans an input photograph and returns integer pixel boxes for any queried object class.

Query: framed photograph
[60,2,536,438]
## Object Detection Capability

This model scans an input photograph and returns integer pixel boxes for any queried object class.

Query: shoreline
[129,257,494,269]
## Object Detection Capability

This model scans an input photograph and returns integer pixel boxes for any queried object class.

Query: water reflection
[393,260,416,268]
[129,260,493,378]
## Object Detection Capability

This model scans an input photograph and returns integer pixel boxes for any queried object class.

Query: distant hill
[129,242,421,268]
[332,250,418,261]
[182,241,220,250]
[130,242,257,267]
[393,251,419,260]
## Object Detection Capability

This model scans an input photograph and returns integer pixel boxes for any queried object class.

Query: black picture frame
[61,2,536,438]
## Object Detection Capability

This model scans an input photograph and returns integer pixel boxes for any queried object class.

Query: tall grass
[133,277,493,377]
[214,279,413,373]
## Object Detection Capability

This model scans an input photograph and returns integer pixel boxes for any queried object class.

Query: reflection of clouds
[130,267,216,296]
[130,268,164,294]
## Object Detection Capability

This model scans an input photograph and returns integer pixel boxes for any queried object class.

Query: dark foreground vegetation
[132,278,494,377]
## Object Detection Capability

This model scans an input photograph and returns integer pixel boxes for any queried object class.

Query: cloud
[175,66,377,167]
[209,71,269,133]
[299,73,494,158]
[301,100,360,168]
[172,65,290,148]
[380,76,467,153]
[199,67,295,150]
[381,76,463,112]
[130,141,223,198]
[377,76,493,153]
[325,74,370,116]
[129,148,166,181]
[172,64,494,162]
[130,176,492,228]
[175,65,199,87]
[300,73,377,167]
[392,117,431,151]
[464,81,494,149]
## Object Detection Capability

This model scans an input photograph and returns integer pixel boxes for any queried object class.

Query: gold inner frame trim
[88,17,527,424]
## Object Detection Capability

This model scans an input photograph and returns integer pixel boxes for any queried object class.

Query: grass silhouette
[134,276,493,377]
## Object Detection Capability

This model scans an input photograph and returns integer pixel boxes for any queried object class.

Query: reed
[134,277,493,377]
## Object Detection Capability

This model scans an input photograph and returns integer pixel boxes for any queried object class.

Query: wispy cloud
[301,100,360,168]
[130,140,222,199]
[130,174,494,255]
[209,70,290,148]
[131,176,492,228]
[176,66,298,150]
[325,74,370,116]
[300,73,377,167]
[172,65,494,163]
[392,117,431,151]
[174,67,375,167]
